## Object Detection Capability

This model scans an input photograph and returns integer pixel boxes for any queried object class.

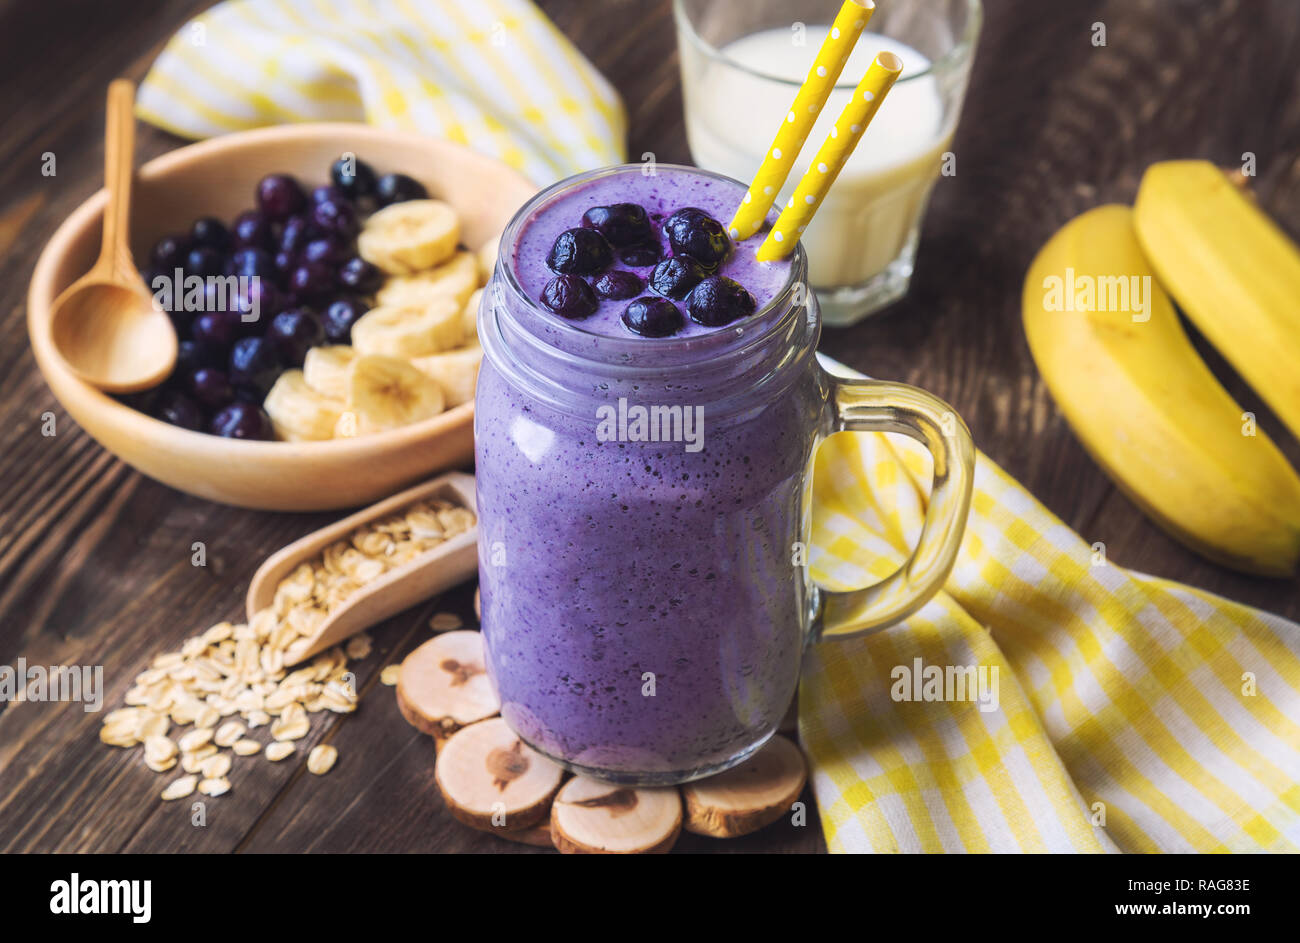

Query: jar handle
[812,373,975,641]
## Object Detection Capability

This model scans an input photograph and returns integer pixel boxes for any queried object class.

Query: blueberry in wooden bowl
[28,123,535,511]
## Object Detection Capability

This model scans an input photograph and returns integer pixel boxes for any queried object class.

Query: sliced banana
[461,288,483,344]
[477,234,500,284]
[358,199,460,275]
[410,346,483,408]
[334,411,360,439]
[376,251,478,312]
[344,355,445,434]
[263,369,346,441]
[351,299,464,359]
[302,345,357,402]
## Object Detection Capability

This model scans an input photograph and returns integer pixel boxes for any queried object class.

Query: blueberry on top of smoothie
[649,255,707,300]
[581,203,651,247]
[621,297,684,337]
[546,228,614,275]
[687,275,756,327]
[541,274,599,319]
[592,270,643,301]
[618,242,662,267]
[664,207,731,268]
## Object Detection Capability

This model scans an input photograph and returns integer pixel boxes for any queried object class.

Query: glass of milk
[675,0,982,325]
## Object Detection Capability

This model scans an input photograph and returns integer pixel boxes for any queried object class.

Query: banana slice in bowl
[358,199,461,275]
[302,345,358,402]
[264,369,346,442]
[410,346,483,408]
[376,251,479,312]
[350,299,464,358]
[341,354,446,435]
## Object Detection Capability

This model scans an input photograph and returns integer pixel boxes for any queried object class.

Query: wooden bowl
[28,123,535,511]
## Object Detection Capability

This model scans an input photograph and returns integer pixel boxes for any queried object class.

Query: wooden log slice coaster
[498,822,555,848]
[396,630,499,745]
[550,775,682,854]
[681,734,807,838]
[434,717,564,833]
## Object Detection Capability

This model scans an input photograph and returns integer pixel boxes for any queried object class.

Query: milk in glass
[684,29,951,292]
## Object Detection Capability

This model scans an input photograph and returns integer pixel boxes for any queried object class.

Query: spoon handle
[99,79,137,275]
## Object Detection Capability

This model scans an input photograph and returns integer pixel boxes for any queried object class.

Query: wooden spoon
[49,79,177,393]
[247,472,478,665]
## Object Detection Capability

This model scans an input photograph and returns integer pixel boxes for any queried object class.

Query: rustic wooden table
[1,0,1298,854]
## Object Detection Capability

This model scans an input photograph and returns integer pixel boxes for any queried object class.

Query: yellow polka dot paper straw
[755,51,904,263]
[726,0,876,241]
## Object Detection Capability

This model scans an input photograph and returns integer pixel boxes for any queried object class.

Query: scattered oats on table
[345,633,372,660]
[307,744,338,775]
[198,777,231,797]
[178,728,213,753]
[271,703,310,741]
[380,664,400,686]
[429,612,463,632]
[161,775,198,801]
[181,745,217,773]
[214,721,245,747]
[265,742,296,762]
[145,754,177,774]
[200,753,232,779]
[99,494,477,798]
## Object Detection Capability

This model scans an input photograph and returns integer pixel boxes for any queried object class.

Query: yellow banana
[1134,160,1300,442]
[376,251,479,313]
[358,199,460,275]
[263,370,345,442]
[1023,204,1300,576]
[345,355,445,434]
[410,346,482,408]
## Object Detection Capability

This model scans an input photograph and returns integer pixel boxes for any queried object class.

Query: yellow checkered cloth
[139,2,1300,854]
[136,0,625,184]
[807,361,1300,852]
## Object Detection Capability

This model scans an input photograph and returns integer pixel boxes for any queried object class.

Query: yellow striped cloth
[139,2,1300,854]
[807,357,1300,853]
[136,0,625,184]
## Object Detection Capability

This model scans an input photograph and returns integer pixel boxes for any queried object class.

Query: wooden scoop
[49,79,177,393]
[246,472,478,666]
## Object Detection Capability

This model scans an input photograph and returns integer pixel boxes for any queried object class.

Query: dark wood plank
[1,0,1297,856]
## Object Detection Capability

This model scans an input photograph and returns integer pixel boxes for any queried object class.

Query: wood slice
[681,735,807,838]
[434,717,564,833]
[396,630,500,745]
[550,776,682,854]
[498,823,555,848]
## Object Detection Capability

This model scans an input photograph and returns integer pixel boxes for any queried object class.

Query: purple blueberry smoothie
[476,165,824,783]
[511,171,790,338]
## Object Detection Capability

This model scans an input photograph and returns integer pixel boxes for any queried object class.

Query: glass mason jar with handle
[475,165,974,786]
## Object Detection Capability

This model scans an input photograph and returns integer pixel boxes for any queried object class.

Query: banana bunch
[266,198,497,442]
[1134,161,1300,442]
[1024,164,1300,576]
